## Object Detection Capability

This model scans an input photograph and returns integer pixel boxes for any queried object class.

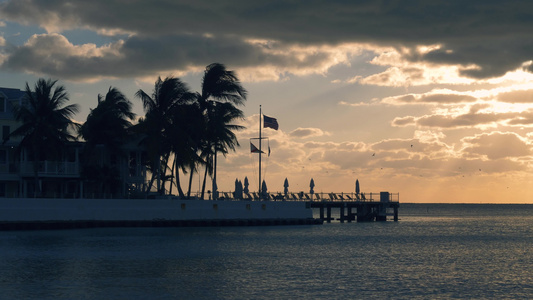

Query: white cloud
[289,127,330,139]
[351,48,479,87]
[382,89,478,105]
[461,132,532,160]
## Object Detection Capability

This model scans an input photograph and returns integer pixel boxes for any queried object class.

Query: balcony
[19,161,80,177]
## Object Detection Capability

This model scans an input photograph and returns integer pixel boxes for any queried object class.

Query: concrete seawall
[0,198,316,230]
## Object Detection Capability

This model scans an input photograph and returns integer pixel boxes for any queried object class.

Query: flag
[250,142,264,153]
[263,115,279,130]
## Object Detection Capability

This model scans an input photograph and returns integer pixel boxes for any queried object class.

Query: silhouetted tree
[135,76,195,195]
[196,63,247,199]
[10,78,79,196]
[79,87,135,196]
[167,101,204,198]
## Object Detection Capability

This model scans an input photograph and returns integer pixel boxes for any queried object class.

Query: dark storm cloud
[1,32,320,80]
[2,0,533,79]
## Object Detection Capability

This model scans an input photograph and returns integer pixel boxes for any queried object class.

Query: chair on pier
[224,192,231,199]
[315,194,321,201]
[328,193,337,201]
[355,193,361,200]
[361,193,366,201]
[244,192,252,200]
[338,194,345,200]
[252,192,260,200]
[291,193,298,200]
[345,194,353,200]
[304,194,311,200]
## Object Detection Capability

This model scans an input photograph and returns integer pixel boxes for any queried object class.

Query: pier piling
[309,193,399,223]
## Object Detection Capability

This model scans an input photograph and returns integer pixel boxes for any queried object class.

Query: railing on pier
[209,191,399,202]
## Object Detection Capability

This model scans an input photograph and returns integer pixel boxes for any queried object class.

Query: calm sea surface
[0,204,532,299]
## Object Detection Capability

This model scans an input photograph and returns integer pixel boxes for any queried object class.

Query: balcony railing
[19,161,80,176]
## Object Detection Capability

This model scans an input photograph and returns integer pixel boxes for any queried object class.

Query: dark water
[0,204,532,299]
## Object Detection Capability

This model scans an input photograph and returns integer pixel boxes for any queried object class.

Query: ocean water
[0,204,531,299]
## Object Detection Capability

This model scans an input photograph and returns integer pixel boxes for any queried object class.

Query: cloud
[372,137,452,158]
[1,33,127,80]
[507,111,533,125]
[391,116,416,127]
[216,115,533,197]
[497,89,533,103]
[0,32,362,81]
[383,90,478,105]
[392,111,520,129]
[2,0,533,81]
[461,132,532,160]
[289,127,330,139]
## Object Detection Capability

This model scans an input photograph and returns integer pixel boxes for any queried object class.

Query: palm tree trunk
[169,157,175,195]
[156,154,161,194]
[212,151,217,200]
[174,153,185,198]
[159,153,170,195]
[201,165,208,200]
[159,154,167,195]
[146,170,156,193]
[187,162,194,199]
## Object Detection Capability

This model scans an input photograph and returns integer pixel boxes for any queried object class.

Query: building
[0,87,147,198]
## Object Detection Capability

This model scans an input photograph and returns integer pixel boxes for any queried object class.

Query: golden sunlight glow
[415,44,442,54]
[365,48,477,86]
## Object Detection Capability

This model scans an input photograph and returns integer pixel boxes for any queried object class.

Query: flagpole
[259,105,262,199]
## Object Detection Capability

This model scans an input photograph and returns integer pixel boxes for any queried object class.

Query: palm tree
[206,102,245,199]
[10,78,79,197]
[135,76,195,195]
[167,101,204,198]
[197,63,247,199]
[78,87,135,196]
[79,87,135,153]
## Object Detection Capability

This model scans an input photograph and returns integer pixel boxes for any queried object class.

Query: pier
[309,192,399,222]
[214,191,400,222]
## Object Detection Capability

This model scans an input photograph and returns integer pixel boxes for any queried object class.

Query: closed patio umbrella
[283,178,289,198]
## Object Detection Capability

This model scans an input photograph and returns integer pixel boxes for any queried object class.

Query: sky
[1,0,533,203]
